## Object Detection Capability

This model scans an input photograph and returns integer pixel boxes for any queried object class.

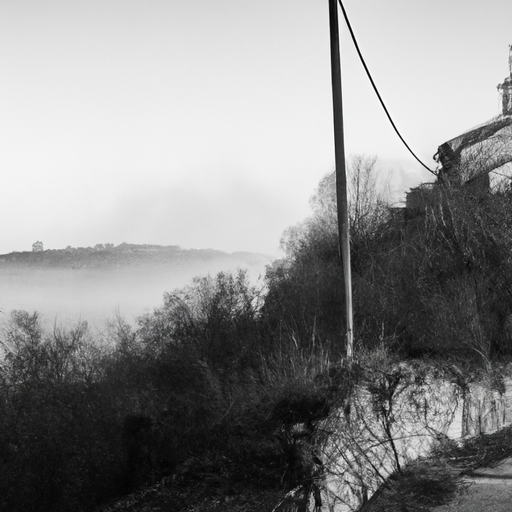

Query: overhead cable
[337,0,437,176]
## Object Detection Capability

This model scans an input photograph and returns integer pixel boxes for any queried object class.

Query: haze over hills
[0,243,273,330]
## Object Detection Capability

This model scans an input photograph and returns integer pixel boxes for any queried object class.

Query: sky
[1,0,512,257]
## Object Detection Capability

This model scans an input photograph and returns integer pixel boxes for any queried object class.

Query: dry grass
[443,424,512,471]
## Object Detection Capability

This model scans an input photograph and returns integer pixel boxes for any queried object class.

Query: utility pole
[328,0,353,359]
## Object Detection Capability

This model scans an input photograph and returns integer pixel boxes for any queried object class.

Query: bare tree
[347,155,390,240]
[308,155,390,241]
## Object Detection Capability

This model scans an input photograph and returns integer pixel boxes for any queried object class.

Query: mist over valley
[0,243,273,331]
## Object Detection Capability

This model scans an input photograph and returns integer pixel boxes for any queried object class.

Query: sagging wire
[337,0,437,176]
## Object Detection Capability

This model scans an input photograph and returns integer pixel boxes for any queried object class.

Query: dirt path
[431,457,512,512]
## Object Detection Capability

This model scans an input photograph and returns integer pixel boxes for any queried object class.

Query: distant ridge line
[0,243,274,270]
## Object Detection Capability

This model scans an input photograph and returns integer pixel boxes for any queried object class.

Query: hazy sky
[2,0,511,257]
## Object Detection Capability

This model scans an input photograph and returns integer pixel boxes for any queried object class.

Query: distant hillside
[0,243,274,328]
[0,243,273,270]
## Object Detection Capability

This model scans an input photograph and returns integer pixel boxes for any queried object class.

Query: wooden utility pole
[328,0,353,359]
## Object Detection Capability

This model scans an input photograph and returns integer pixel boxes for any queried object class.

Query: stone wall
[273,369,512,512]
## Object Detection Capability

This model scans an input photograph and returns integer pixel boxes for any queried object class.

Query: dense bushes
[0,311,124,511]
[136,270,263,376]
[0,269,342,510]
[369,186,512,361]
[266,161,512,363]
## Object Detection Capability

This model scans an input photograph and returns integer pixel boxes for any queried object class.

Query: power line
[337,0,437,176]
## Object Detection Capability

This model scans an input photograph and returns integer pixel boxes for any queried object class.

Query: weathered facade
[434,46,512,190]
